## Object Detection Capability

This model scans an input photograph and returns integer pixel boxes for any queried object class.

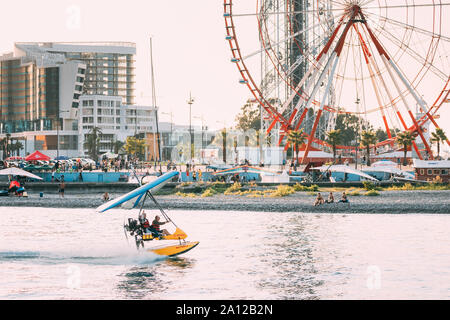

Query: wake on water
[0,248,166,266]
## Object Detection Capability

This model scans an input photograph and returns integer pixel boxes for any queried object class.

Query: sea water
[0,207,449,299]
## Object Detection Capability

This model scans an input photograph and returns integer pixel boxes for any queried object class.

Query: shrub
[270,185,296,197]
[293,183,319,192]
[201,188,216,198]
[224,182,242,195]
[365,190,380,196]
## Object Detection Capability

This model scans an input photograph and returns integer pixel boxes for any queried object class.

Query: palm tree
[84,127,103,162]
[12,141,24,156]
[113,140,125,154]
[221,128,227,163]
[360,130,377,166]
[287,129,307,164]
[396,131,414,166]
[430,128,447,159]
[325,129,342,161]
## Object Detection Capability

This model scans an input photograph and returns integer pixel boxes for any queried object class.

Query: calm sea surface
[0,207,449,300]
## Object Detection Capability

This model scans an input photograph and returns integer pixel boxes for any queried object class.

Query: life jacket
[142,219,150,229]
[151,221,160,231]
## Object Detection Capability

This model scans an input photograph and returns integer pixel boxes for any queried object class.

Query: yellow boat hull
[147,241,199,257]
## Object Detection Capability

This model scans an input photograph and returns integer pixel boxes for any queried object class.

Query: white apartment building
[78,95,157,156]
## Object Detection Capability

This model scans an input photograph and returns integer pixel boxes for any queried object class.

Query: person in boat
[139,212,151,233]
[150,215,170,237]
[326,192,334,203]
[314,193,325,206]
[338,191,349,203]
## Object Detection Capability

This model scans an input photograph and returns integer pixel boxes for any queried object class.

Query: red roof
[25,151,51,161]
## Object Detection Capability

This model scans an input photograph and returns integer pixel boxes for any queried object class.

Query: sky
[1,0,449,151]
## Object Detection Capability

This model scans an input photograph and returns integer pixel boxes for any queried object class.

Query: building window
[442,169,448,175]
[420,169,425,175]
[427,169,432,175]
[433,170,440,175]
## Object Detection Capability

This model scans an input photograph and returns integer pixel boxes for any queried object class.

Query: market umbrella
[0,167,43,180]
[371,160,398,167]
[25,151,51,161]
[103,152,118,159]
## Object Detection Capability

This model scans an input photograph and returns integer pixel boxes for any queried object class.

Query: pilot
[151,215,170,236]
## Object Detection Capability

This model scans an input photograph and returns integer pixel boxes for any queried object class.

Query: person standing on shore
[59,176,65,198]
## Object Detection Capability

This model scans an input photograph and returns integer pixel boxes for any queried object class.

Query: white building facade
[78,95,157,156]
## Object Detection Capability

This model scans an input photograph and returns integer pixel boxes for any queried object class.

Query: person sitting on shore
[150,215,170,237]
[102,192,110,202]
[314,193,325,206]
[326,192,334,204]
[338,191,349,203]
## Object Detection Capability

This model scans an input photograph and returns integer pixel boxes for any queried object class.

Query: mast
[150,37,162,171]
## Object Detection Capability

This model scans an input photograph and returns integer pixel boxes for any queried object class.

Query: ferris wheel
[224,0,450,162]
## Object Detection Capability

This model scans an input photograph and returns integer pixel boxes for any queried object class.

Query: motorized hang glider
[96,171,199,257]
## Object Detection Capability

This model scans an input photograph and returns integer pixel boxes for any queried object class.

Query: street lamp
[193,115,206,163]
[187,93,195,163]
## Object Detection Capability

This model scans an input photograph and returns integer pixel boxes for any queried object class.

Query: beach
[1,189,449,214]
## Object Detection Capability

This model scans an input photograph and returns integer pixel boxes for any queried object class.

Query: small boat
[96,171,199,257]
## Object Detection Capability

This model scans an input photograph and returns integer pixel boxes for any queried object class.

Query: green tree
[124,136,146,160]
[287,129,307,164]
[83,127,103,162]
[396,131,415,166]
[360,130,377,166]
[430,128,447,159]
[235,101,261,131]
[325,129,342,161]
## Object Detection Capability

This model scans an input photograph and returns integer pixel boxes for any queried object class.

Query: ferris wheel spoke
[364,10,450,43]
[364,2,450,11]
[365,15,448,81]
[362,18,435,158]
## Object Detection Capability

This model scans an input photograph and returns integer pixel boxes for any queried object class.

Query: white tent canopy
[0,168,43,180]
[372,160,398,167]
[310,165,378,181]
[364,166,415,179]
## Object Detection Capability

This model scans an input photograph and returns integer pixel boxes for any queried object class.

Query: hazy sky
[1,0,449,150]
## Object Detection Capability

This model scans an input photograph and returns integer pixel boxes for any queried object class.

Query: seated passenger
[314,193,325,206]
[151,215,170,237]
[139,212,151,233]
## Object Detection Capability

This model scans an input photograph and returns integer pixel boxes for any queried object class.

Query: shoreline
[1,190,449,214]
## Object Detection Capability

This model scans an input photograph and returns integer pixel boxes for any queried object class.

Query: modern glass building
[0,47,86,158]
[15,42,136,105]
